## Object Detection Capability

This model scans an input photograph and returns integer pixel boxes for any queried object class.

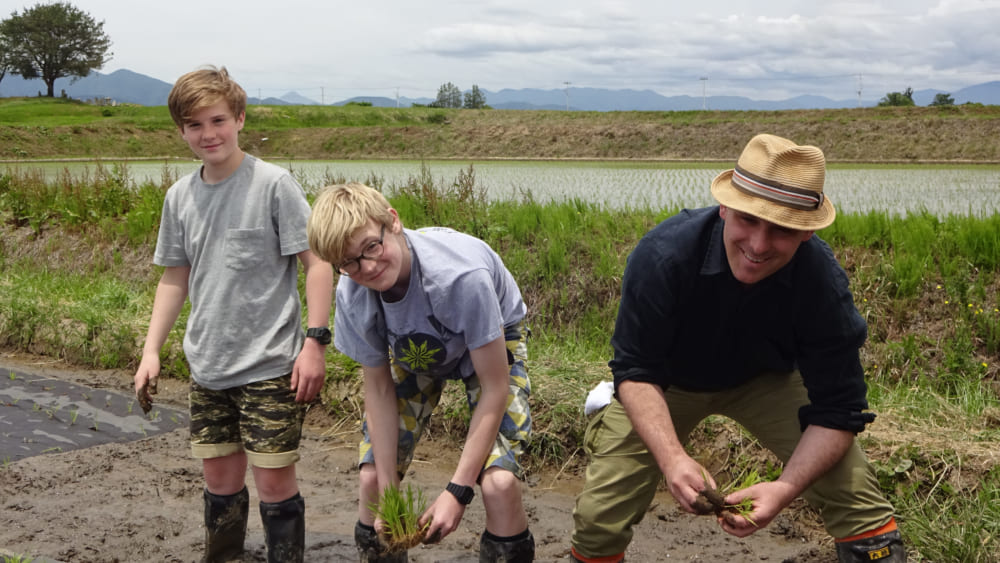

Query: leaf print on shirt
[392,332,446,374]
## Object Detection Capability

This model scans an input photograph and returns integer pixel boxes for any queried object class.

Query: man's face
[719,206,814,285]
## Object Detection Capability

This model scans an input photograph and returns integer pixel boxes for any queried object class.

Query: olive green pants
[570,371,895,559]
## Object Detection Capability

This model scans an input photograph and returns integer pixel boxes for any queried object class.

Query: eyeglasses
[336,225,385,276]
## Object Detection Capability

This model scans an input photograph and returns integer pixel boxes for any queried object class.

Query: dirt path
[0,356,835,562]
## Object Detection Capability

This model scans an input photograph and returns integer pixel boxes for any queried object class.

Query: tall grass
[0,165,998,561]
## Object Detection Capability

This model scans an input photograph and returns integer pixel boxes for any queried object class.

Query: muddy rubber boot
[203,487,249,563]
[355,521,407,563]
[836,529,907,562]
[259,493,305,563]
[479,528,535,563]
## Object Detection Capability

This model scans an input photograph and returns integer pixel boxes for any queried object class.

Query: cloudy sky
[24,0,1000,103]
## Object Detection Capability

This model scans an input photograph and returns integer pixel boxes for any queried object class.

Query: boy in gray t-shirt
[307,183,534,563]
[133,66,333,562]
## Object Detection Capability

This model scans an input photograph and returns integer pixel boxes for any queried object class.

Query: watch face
[307,328,332,344]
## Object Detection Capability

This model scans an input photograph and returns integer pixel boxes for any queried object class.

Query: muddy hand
[137,379,157,414]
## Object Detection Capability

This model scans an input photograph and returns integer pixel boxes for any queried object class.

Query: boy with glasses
[307,182,535,563]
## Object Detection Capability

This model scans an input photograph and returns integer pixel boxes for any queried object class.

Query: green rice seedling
[69,409,78,425]
[3,553,35,563]
[692,469,759,526]
[368,483,430,553]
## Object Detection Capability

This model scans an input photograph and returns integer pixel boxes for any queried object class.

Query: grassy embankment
[3,95,1000,162]
[1,97,999,561]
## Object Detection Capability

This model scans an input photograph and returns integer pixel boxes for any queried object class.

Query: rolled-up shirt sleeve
[795,247,875,434]
[610,238,677,390]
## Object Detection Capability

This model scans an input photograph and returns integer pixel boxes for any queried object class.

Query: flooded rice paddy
[9,159,1000,217]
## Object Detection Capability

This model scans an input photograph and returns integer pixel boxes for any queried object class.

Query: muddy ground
[0,356,836,562]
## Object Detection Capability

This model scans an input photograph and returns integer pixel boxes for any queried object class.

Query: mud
[0,357,836,562]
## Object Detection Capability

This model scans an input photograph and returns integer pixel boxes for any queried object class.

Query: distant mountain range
[2,68,998,111]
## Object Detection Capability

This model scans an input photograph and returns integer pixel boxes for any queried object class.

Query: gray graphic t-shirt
[334,228,525,380]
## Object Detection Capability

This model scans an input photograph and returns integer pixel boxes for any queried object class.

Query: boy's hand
[291,339,326,402]
[418,490,467,544]
[134,355,160,414]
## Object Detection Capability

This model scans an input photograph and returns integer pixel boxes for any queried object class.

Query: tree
[877,87,915,107]
[463,84,487,109]
[0,34,10,86]
[930,92,955,107]
[432,82,462,108]
[0,2,113,97]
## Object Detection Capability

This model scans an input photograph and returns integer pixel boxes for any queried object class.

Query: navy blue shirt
[610,206,874,433]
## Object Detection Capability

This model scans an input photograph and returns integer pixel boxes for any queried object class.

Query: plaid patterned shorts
[359,322,532,480]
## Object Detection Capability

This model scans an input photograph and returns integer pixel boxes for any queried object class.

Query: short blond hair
[308,183,397,266]
[167,65,247,128]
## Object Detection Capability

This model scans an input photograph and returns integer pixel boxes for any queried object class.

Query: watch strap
[305,327,332,345]
[445,481,475,505]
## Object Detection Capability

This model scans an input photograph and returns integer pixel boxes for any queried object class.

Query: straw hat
[710,133,836,231]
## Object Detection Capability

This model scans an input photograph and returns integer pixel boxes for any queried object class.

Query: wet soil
[0,356,835,562]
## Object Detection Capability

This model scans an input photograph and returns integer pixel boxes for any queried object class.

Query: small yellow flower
[936,284,942,289]
[982,363,989,368]
[945,300,949,304]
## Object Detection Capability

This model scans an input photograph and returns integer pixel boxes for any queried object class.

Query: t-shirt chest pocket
[224,228,267,270]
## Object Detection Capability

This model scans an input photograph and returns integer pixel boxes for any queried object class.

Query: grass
[0,162,998,561]
[3,96,1000,162]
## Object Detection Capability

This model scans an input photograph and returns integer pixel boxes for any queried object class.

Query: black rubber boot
[259,493,305,563]
[203,487,249,563]
[836,529,907,562]
[355,521,407,563]
[479,528,535,563]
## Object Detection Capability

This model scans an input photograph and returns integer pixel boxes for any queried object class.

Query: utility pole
[856,74,863,108]
[700,77,708,110]
[395,87,400,108]
[563,81,571,111]
[321,87,325,105]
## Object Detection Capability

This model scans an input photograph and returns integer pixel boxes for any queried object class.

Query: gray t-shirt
[334,228,526,380]
[154,154,312,389]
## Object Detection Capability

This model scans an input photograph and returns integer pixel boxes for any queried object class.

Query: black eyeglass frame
[336,224,386,276]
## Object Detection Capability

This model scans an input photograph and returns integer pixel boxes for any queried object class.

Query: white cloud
[25,0,1000,102]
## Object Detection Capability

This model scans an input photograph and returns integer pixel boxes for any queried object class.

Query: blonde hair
[308,183,397,266]
[167,65,247,128]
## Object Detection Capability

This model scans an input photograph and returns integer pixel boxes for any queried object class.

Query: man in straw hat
[569,134,906,562]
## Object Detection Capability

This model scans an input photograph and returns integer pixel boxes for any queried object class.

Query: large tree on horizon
[0,2,113,97]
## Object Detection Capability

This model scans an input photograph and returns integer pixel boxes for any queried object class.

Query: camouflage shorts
[359,322,532,480]
[189,374,305,469]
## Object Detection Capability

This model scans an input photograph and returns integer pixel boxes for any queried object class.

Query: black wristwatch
[305,327,332,346]
[445,482,475,505]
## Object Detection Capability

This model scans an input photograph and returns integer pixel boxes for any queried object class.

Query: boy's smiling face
[180,100,245,180]
[341,213,411,298]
